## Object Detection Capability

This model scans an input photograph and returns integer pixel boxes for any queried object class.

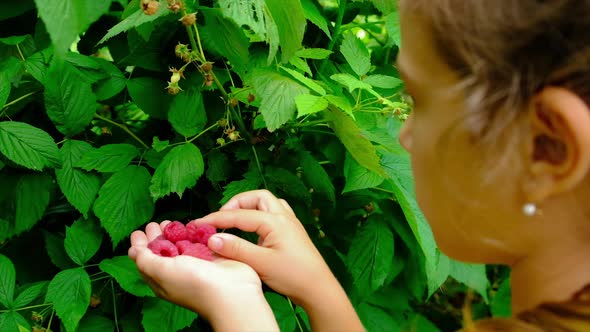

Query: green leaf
[347,218,394,296]
[168,89,207,137]
[357,302,400,332]
[24,48,52,83]
[43,231,77,270]
[280,66,326,95]
[330,73,373,92]
[252,69,309,131]
[34,0,111,55]
[0,255,15,309]
[152,137,169,152]
[363,74,403,89]
[64,219,103,266]
[94,59,127,101]
[99,256,155,297]
[77,314,115,332]
[265,166,311,205]
[401,314,441,332]
[0,121,61,171]
[264,293,297,332]
[299,151,335,201]
[301,0,331,39]
[76,143,140,173]
[370,0,397,15]
[15,174,52,234]
[0,71,10,109]
[295,94,329,117]
[218,0,267,42]
[98,1,171,44]
[491,276,512,318]
[0,36,28,45]
[385,12,401,47]
[94,165,154,247]
[288,56,312,76]
[324,107,385,176]
[55,140,101,218]
[341,33,371,77]
[343,153,384,193]
[324,94,354,118]
[141,298,197,332]
[13,281,49,308]
[265,0,307,63]
[449,261,490,302]
[0,312,29,332]
[206,151,231,183]
[150,143,204,200]
[295,306,311,331]
[45,60,97,136]
[46,268,91,332]
[127,77,172,119]
[295,48,333,60]
[200,8,250,68]
[221,169,263,205]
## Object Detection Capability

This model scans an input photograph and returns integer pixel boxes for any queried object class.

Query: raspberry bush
[0,0,510,331]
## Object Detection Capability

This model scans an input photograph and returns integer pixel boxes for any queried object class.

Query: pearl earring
[522,203,537,216]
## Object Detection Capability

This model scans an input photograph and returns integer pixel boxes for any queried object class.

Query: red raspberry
[175,240,194,254]
[186,223,217,245]
[163,221,188,243]
[182,242,214,261]
[148,239,179,257]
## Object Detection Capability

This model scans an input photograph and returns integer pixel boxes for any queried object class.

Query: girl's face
[397,9,533,264]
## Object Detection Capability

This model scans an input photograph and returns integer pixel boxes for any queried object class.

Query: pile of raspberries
[148,221,217,261]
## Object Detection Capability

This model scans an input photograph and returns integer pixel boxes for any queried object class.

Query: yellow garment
[461,285,590,332]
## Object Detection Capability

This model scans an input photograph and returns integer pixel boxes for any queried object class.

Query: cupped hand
[193,190,339,307]
[128,221,278,331]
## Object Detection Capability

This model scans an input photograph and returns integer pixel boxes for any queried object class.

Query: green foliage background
[0,0,511,331]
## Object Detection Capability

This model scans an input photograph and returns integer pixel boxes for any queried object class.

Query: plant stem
[0,303,52,313]
[2,91,37,110]
[293,119,328,128]
[287,297,304,332]
[111,279,120,332]
[187,122,219,143]
[251,145,268,189]
[93,114,149,149]
[321,0,348,72]
[46,308,55,331]
[16,44,25,61]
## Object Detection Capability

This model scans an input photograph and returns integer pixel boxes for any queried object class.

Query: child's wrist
[208,288,279,332]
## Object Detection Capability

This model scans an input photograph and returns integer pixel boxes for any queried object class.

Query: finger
[195,209,279,237]
[159,220,172,231]
[130,230,148,247]
[278,199,296,217]
[220,190,286,213]
[145,222,164,241]
[208,233,270,270]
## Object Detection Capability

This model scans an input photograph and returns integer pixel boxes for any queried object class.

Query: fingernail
[209,236,223,251]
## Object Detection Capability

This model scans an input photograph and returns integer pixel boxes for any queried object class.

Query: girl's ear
[522,87,590,202]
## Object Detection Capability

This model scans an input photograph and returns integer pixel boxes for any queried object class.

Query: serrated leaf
[99,256,155,297]
[98,1,171,44]
[0,312,29,331]
[64,219,103,266]
[13,281,48,308]
[363,74,403,89]
[347,218,394,296]
[168,89,206,137]
[206,151,231,183]
[295,48,333,60]
[34,0,111,55]
[280,66,326,96]
[0,71,10,109]
[24,48,52,83]
[150,143,204,200]
[402,314,442,332]
[45,60,97,136]
[0,255,15,309]
[341,33,371,77]
[94,59,127,101]
[77,314,115,332]
[141,298,197,332]
[151,137,169,152]
[200,8,250,68]
[15,174,52,234]
[330,73,372,92]
[76,144,140,173]
[264,293,296,332]
[491,276,512,318]
[218,0,267,42]
[324,107,385,176]
[301,0,331,39]
[385,12,401,47]
[343,153,384,193]
[265,166,311,205]
[127,78,172,119]
[221,170,263,205]
[295,94,329,117]
[357,302,400,332]
[94,165,154,247]
[449,261,489,302]
[0,35,28,45]
[299,151,335,201]
[265,0,307,63]
[252,70,309,131]
[55,140,101,218]
[43,231,77,270]
[0,121,61,171]
[324,94,354,118]
[46,268,91,332]
[288,56,312,76]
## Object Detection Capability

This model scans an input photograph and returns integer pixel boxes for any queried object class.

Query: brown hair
[400,0,590,145]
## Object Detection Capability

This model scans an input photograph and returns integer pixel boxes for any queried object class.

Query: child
[128,1,590,330]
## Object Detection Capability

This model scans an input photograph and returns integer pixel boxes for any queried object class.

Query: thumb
[208,233,268,266]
